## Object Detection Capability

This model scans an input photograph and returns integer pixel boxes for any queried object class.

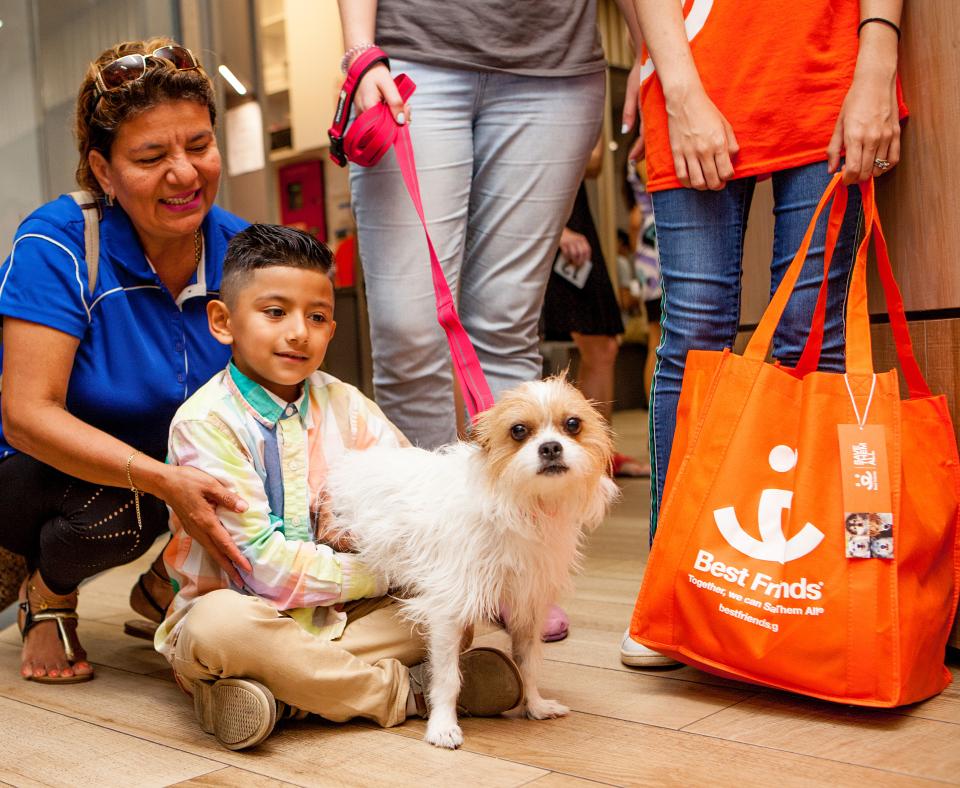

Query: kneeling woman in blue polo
[0,38,252,684]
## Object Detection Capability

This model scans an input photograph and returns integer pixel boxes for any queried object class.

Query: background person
[624,161,663,401]
[542,141,648,478]
[0,38,251,683]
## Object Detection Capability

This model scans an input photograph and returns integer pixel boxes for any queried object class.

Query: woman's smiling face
[89,99,221,248]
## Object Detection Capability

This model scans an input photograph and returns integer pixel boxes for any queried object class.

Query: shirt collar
[98,203,217,300]
[226,361,311,429]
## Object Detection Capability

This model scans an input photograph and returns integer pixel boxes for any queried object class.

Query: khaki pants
[172,589,425,727]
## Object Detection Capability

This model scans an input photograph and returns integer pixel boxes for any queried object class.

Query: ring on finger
[874,158,891,170]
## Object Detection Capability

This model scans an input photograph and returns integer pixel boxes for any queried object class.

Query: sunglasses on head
[94,45,200,97]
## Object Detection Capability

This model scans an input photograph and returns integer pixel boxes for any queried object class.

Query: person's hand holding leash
[352,62,410,125]
[337,0,409,126]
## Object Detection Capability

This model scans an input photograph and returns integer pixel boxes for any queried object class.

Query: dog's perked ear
[469,405,495,452]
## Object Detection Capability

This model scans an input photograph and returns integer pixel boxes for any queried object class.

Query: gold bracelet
[125,450,143,531]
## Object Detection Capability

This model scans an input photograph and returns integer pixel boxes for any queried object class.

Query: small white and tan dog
[326,376,619,748]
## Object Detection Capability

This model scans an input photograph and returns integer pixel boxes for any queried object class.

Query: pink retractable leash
[328,48,494,419]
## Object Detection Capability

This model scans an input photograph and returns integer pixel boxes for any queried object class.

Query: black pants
[0,452,168,595]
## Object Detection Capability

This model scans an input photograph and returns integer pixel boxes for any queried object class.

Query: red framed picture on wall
[278,159,327,243]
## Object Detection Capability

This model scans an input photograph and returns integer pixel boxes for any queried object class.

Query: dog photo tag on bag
[838,424,894,559]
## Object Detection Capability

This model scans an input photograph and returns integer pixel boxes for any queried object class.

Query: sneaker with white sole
[193,677,279,750]
[619,629,682,668]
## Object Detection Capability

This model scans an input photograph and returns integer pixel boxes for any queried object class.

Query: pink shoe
[541,604,569,642]
[499,603,570,642]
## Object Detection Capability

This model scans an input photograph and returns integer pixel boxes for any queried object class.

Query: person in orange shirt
[618,0,904,667]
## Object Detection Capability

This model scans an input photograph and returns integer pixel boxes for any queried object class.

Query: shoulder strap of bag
[68,190,100,295]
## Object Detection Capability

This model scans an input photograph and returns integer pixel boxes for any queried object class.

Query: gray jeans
[351,60,604,448]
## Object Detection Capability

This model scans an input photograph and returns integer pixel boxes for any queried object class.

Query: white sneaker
[619,629,682,668]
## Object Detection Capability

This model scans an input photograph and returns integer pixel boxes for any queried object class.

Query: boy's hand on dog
[312,496,355,552]
[321,531,356,553]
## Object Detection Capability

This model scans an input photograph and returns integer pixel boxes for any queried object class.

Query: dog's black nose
[538,441,563,460]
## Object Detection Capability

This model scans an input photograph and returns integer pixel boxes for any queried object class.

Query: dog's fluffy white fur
[326,376,619,748]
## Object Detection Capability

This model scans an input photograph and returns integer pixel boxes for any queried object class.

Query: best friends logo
[713,445,824,563]
[692,550,824,601]
[689,445,826,605]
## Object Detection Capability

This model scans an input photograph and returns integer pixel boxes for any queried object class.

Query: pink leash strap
[329,60,495,419]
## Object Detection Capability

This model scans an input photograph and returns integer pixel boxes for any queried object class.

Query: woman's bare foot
[18,575,94,681]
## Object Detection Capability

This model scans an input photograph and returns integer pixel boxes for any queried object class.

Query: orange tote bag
[630,175,960,707]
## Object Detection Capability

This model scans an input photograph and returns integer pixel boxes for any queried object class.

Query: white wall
[0,0,177,252]
[0,0,46,251]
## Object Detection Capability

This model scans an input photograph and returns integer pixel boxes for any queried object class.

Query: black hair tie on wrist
[858,17,902,41]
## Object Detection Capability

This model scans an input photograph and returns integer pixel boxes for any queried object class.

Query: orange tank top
[640,0,906,192]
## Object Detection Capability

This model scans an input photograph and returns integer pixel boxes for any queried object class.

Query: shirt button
[175,341,184,352]
[177,373,185,383]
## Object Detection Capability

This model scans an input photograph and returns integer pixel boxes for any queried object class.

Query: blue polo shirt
[0,195,249,461]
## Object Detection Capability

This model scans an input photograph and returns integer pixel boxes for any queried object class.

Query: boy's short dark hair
[221,224,334,305]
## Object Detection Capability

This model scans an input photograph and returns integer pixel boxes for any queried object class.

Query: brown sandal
[18,572,93,684]
[124,554,173,641]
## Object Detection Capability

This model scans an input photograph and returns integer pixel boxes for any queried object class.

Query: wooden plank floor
[1,409,957,787]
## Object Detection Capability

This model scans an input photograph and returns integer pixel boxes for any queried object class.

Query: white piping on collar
[144,235,208,310]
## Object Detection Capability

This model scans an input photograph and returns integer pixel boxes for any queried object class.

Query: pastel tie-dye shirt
[155,363,409,660]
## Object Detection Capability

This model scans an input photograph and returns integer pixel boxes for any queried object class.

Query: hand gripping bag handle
[794,179,929,397]
[327,50,495,419]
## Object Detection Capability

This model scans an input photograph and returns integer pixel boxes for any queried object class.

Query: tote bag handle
[745,173,846,363]
[744,174,930,398]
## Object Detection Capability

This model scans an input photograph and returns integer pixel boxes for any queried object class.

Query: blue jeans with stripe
[648,162,862,539]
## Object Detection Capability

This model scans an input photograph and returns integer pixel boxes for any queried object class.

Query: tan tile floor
[0,410,957,787]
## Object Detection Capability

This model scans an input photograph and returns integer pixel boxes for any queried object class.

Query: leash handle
[328,46,390,167]
[332,65,496,419]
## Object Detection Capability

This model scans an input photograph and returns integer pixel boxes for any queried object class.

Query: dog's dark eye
[564,417,582,435]
[510,424,528,441]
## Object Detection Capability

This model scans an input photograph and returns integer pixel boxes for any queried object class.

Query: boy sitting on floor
[155,224,521,750]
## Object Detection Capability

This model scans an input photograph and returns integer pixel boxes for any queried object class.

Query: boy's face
[208,266,336,402]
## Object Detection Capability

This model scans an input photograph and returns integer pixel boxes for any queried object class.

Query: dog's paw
[525,698,569,720]
[424,721,464,749]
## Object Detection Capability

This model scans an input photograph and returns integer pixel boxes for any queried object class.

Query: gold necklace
[193,227,202,267]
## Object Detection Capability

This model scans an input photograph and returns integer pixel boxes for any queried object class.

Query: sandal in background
[124,553,173,641]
